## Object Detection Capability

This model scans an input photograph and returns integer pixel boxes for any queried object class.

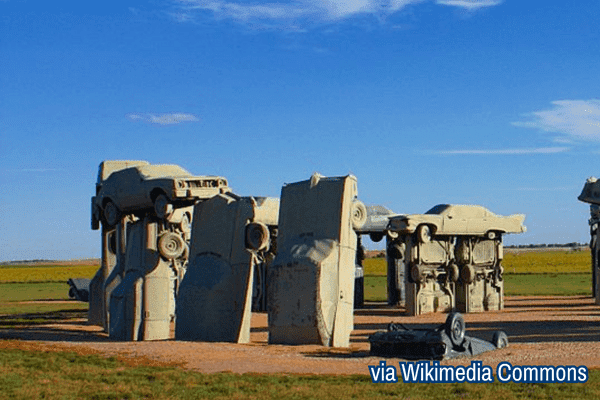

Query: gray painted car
[388,204,526,242]
[92,160,230,229]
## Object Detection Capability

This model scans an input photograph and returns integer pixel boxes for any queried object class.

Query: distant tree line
[504,242,587,249]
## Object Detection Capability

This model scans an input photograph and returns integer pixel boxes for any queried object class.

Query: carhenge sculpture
[578,177,600,302]
[175,194,279,343]
[268,173,367,347]
[386,204,526,316]
[88,160,230,340]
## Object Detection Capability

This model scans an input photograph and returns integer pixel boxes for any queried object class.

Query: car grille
[187,179,221,188]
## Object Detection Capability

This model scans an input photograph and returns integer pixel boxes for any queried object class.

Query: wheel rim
[154,194,173,219]
[446,312,465,346]
[417,225,431,243]
[158,232,185,259]
[351,200,367,230]
[104,202,119,226]
[246,222,269,251]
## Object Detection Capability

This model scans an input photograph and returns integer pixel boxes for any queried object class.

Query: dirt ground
[2,295,600,375]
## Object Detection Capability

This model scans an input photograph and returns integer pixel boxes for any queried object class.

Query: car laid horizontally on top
[387,204,526,243]
[91,160,230,229]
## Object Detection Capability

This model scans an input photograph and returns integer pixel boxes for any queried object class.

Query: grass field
[362,250,592,276]
[0,346,598,400]
[0,264,98,283]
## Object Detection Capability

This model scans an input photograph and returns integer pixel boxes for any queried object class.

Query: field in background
[0,264,96,316]
[362,249,591,275]
[0,264,98,283]
[0,249,593,313]
[363,249,592,297]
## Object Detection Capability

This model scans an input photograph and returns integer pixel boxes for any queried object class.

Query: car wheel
[103,201,120,227]
[410,264,424,283]
[445,312,465,347]
[448,263,460,282]
[158,232,186,259]
[486,231,499,240]
[417,224,432,243]
[246,222,270,251]
[68,287,76,299]
[492,331,509,349]
[154,194,173,219]
[351,200,367,230]
[460,264,475,284]
[369,232,384,242]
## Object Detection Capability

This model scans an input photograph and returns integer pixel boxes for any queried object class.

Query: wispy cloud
[513,186,574,192]
[434,147,570,155]
[17,168,64,172]
[170,0,500,28]
[513,99,600,142]
[436,0,502,10]
[127,113,200,125]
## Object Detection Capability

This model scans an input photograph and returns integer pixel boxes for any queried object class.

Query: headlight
[175,180,187,189]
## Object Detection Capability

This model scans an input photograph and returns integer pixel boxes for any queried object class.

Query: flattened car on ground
[369,312,508,360]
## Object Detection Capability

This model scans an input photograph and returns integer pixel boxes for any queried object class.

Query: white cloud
[436,0,502,10]
[435,147,570,155]
[127,113,200,125]
[171,0,496,27]
[513,100,600,142]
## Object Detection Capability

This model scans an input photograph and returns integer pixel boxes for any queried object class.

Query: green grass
[0,282,74,302]
[0,282,88,316]
[364,276,387,302]
[0,347,598,400]
[504,273,592,296]
[0,309,88,329]
[363,274,593,300]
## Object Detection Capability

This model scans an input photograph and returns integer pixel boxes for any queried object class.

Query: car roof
[425,204,495,217]
[136,164,192,179]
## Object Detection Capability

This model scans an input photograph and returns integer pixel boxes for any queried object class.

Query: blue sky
[1,0,599,261]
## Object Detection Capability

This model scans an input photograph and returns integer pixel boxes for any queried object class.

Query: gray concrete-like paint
[109,217,180,341]
[268,174,364,347]
[175,194,279,343]
[386,205,522,315]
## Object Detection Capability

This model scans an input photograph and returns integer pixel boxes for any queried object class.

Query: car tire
[158,232,186,260]
[448,263,460,282]
[410,264,424,283]
[417,224,432,243]
[103,201,120,227]
[369,232,384,242]
[492,331,509,349]
[486,231,499,240]
[351,200,367,230]
[445,312,465,348]
[246,222,270,251]
[460,264,475,284]
[154,193,173,219]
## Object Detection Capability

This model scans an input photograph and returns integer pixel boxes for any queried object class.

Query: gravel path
[2,295,600,374]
